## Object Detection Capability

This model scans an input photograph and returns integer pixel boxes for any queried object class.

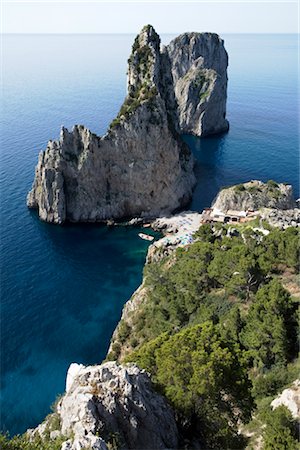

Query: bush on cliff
[0,433,65,450]
[241,280,298,370]
[126,321,253,449]
[262,405,299,450]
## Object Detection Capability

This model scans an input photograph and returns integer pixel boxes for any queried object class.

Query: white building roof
[226,210,247,217]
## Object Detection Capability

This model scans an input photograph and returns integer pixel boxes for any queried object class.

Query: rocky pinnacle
[27,25,229,224]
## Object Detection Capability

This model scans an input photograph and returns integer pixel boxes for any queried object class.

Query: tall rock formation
[27,25,229,224]
[164,32,229,136]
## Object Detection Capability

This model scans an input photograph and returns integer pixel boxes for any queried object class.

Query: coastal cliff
[4,182,299,450]
[27,25,229,224]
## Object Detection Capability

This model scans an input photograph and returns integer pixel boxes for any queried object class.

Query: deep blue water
[0,34,298,437]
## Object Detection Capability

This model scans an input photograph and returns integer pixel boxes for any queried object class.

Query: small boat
[138,233,154,241]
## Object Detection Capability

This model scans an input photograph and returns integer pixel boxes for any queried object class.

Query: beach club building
[201,208,258,224]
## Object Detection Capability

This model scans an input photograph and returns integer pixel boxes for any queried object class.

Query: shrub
[252,359,300,399]
[241,280,298,369]
[267,179,279,189]
[234,184,246,192]
[127,322,253,449]
[0,433,65,450]
[117,321,131,343]
[262,406,299,450]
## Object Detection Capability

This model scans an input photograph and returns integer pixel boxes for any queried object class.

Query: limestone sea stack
[27,25,229,224]
[165,32,229,136]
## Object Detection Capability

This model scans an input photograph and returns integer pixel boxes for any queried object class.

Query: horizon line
[2,31,299,35]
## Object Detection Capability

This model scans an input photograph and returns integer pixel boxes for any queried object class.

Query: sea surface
[0,33,298,436]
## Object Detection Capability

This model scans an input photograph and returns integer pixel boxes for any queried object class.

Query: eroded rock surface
[212,180,295,213]
[28,361,178,450]
[165,32,229,136]
[271,379,300,419]
[27,25,229,224]
[260,207,300,229]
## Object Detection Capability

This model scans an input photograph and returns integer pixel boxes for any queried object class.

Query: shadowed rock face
[164,32,229,137]
[27,25,229,224]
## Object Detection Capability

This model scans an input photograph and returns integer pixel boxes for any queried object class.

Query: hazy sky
[2,1,299,34]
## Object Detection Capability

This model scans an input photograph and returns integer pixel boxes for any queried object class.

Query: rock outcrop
[212,180,295,213]
[27,25,229,224]
[108,283,150,360]
[260,207,300,229]
[271,379,300,419]
[28,361,178,450]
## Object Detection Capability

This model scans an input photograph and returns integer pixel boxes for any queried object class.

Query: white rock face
[271,379,300,419]
[36,361,178,450]
[212,180,295,213]
[66,363,85,393]
[27,25,229,224]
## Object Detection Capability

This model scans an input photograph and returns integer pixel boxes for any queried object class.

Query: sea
[0,33,298,436]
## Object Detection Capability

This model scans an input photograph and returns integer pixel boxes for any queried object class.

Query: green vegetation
[0,405,65,449]
[234,184,246,192]
[0,433,65,450]
[267,179,279,189]
[199,90,210,101]
[111,223,299,448]
[262,406,299,450]
[248,185,262,193]
[251,358,300,400]
[110,34,159,129]
[241,280,297,369]
[232,180,283,197]
[109,83,158,128]
[193,72,207,88]
[191,71,210,102]
[110,226,299,355]
[265,179,282,199]
[117,320,131,343]
[126,322,252,449]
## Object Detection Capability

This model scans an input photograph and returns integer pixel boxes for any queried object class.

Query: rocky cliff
[165,32,229,136]
[27,25,229,224]
[28,361,178,450]
[212,180,295,213]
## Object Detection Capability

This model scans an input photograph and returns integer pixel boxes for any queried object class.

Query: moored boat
[138,233,154,241]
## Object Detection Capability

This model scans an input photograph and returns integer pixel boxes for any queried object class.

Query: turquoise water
[0,34,298,436]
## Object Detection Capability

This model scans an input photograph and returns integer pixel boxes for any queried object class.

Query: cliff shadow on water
[183,132,236,211]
